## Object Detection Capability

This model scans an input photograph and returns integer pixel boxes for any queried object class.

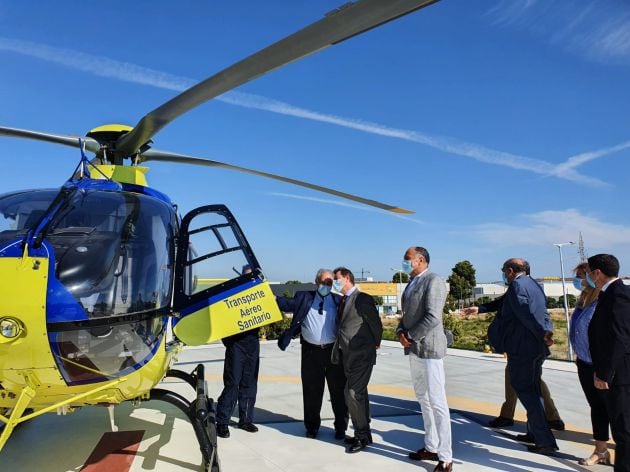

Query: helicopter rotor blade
[115,0,439,157]
[142,148,414,214]
[0,126,101,154]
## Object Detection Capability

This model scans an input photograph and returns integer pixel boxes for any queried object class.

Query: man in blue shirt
[276,269,348,440]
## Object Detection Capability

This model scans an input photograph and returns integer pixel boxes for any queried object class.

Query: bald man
[490,258,558,456]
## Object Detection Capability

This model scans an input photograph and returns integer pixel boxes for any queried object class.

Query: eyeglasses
[318,300,324,315]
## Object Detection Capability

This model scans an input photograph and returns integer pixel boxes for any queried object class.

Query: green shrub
[259,316,292,340]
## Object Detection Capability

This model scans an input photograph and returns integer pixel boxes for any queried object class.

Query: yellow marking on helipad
[206,372,613,457]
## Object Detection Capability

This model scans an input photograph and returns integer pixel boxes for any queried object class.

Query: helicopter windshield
[0,189,177,318]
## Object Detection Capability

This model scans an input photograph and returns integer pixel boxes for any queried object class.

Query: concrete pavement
[0,341,614,471]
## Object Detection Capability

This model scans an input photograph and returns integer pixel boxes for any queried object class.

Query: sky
[1,0,629,284]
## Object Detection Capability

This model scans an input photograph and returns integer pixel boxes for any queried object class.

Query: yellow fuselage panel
[92,165,149,186]
[0,255,174,408]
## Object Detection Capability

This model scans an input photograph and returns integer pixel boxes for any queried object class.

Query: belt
[303,340,335,349]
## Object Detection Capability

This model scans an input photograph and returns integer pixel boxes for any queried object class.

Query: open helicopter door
[173,205,282,345]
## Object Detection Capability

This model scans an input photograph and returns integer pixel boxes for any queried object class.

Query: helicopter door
[173,205,282,345]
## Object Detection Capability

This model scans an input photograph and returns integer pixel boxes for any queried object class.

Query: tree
[392,272,410,283]
[546,296,558,309]
[372,295,384,306]
[566,294,577,308]
[447,260,476,303]
[285,280,301,285]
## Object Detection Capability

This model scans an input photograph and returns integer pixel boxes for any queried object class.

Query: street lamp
[390,268,404,314]
[554,241,575,361]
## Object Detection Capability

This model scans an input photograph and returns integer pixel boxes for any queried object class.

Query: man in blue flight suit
[489,258,558,455]
[216,265,259,438]
[276,268,348,440]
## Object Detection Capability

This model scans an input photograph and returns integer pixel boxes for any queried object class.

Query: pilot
[216,264,260,438]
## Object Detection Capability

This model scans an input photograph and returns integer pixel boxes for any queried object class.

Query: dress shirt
[402,269,428,304]
[569,301,597,364]
[301,293,339,346]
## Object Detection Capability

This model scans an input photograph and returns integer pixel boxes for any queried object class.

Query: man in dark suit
[464,282,564,431]
[587,254,630,472]
[488,258,558,455]
[276,268,348,440]
[332,267,382,453]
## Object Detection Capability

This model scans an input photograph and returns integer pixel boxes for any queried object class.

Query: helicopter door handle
[114,245,127,277]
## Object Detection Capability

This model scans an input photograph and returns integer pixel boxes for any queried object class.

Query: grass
[381,309,572,361]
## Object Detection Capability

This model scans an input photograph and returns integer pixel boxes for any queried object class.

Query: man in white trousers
[396,246,453,472]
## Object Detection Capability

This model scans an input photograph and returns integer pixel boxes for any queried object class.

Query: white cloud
[472,209,630,249]
[489,0,630,64]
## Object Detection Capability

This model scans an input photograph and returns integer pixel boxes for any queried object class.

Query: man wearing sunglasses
[276,269,348,441]
[587,254,630,471]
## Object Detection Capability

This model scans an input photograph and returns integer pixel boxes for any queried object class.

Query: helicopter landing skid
[150,364,219,472]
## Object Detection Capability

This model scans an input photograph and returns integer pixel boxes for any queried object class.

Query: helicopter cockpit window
[184,212,252,296]
[49,316,165,385]
[44,190,177,318]
[0,190,57,245]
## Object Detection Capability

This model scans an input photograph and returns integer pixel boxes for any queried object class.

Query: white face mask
[332,279,344,292]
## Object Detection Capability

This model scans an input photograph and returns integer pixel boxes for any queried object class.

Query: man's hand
[398,331,412,348]
[462,306,479,316]
[543,331,554,347]
[594,374,609,390]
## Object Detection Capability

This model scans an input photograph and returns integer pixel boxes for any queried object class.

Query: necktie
[338,295,347,321]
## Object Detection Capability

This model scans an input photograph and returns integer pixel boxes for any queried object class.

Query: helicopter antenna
[578,232,587,262]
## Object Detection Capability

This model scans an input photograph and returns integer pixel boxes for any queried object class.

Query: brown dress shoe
[409,447,439,461]
[434,461,453,471]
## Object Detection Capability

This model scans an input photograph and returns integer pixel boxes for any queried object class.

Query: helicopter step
[151,364,219,472]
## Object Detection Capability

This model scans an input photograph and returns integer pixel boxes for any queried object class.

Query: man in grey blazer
[397,247,453,472]
[331,267,382,454]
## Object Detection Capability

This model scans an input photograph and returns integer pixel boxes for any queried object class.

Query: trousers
[216,332,260,425]
[409,356,452,462]
[340,349,374,441]
[499,364,561,421]
[507,353,557,448]
[301,341,348,433]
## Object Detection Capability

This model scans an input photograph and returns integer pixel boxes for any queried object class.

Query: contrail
[554,140,630,174]
[0,36,618,187]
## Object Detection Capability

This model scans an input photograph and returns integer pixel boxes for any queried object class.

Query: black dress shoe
[346,438,369,453]
[515,433,535,443]
[334,430,346,440]
[345,435,373,444]
[527,444,558,456]
[433,461,453,472]
[488,416,514,428]
[239,422,259,433]
[306,430,318,439]
[217,424,230,438]
[409,447,439,461]
[547,419,565,431]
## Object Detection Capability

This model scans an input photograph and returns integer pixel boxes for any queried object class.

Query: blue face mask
[317,284,331,297]
[586,272,596,289]
[332,280,344,292]
[402,260,413,274]
[502,272,509,285]
[572,277,584,291]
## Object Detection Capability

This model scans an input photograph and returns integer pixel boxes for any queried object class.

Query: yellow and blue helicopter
[0,0,436,469]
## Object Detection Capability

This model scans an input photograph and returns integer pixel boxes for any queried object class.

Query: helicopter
[0,0,438,470]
